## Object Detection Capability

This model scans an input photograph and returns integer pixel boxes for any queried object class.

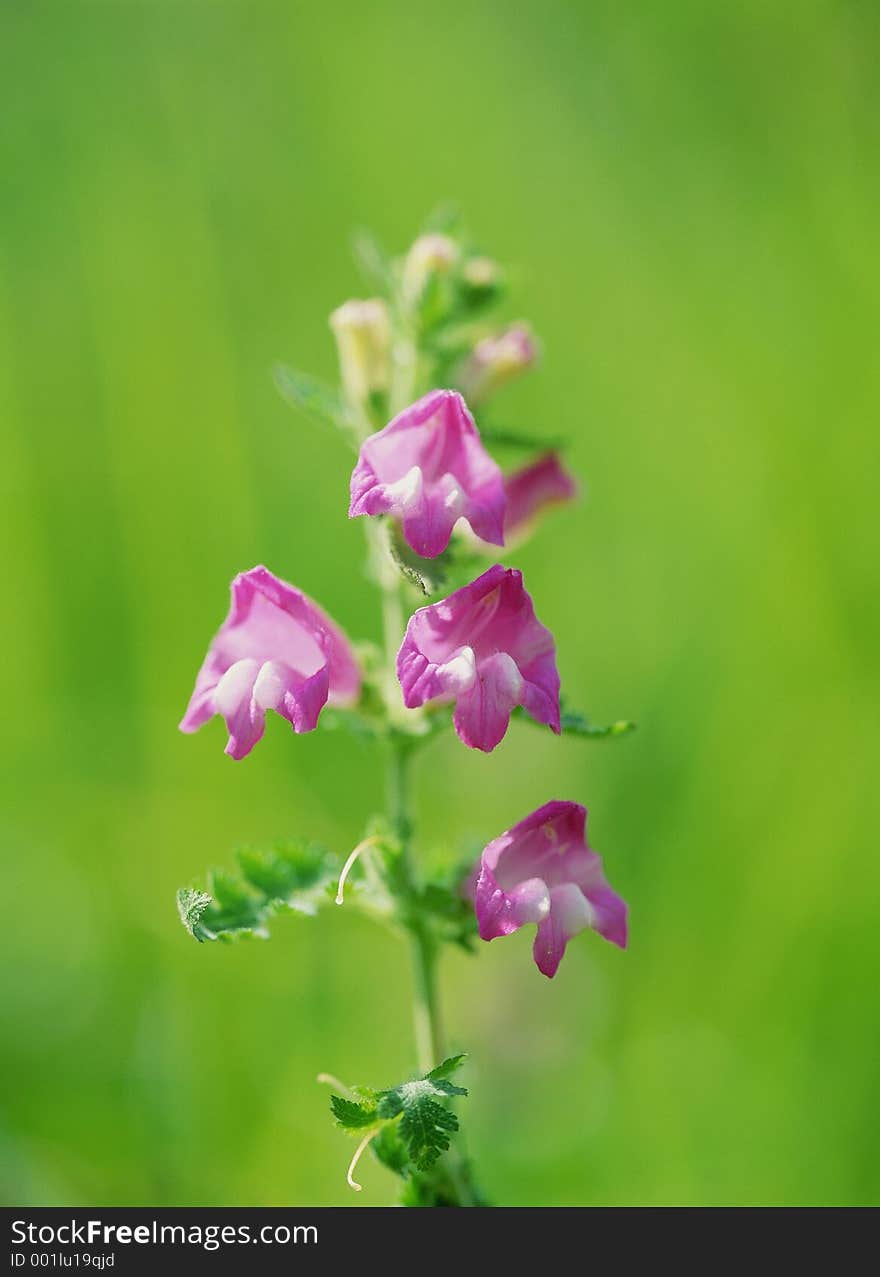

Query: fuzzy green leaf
[398,1097,459,1171]
[331,1094,379,1131]
[560,710,637,739]
[370,1126,410,1176]
[421,201,463,236]
[417,884,478,950]
[350,227,393,293]
[479,424,568,452]
[377,1055,468,1170]
[512,705,635,740]
[177,840,338,943]
[236,840,327,899]
[176,888,213,942]
[273,364,349,436]
[388,522,450,595]
[387,523,484,598]
[427,1055,468,1083]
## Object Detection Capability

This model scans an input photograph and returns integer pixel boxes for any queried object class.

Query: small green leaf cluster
[176,840,338,943]
[329,1055,473,1200]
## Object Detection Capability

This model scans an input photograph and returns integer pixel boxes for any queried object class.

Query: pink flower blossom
[474,800,628,978]
[349,389,505,559]
[503,452,578,542]
[397,564,560,752]
[180,566,360,760]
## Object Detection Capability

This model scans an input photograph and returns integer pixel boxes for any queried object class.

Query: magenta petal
[503,453,578,541]
[396,565,559,752]
[583,883,628,950]
[532,910,569,978]
[214,659,265,760]
[452,651,524,752]
[473,800,628,977]
[180,565,360,759]
[475,871,550,941]
[349,389,506,558]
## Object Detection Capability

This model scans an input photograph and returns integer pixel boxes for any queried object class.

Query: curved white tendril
[335,835,382,905]
[316,1072,354,1098]
[346,1129,378,1192]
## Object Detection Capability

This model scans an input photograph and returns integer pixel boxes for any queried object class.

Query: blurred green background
[2,0,878,1207]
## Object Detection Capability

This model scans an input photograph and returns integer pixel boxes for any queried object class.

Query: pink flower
[397,564,560,752]
[180,566,361,760]
[458,322,538,402]
[349,389,505,559]
[503,452,578,542]
[474,801,628,978]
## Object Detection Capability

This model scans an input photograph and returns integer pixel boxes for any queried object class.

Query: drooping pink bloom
[474,800,627,978]
[397,564,560,752]
[349,389,505,559]
[503,452,578,542]
[180,566,361,760]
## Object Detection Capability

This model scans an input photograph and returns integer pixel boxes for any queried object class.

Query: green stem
[387,739,444,1072]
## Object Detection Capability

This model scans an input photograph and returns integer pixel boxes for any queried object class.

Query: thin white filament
[316,1072,354,1098]
[346,1129,378,1192]
[335,836,381,905]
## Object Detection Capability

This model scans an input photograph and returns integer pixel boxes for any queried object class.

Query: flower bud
[460,256,504,307]
[329,298,391,408]
[402,233,458,310]
[457,322,538,402]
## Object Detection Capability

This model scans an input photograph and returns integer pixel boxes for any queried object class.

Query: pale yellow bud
[329,298,391,407]
[402,233,459,308]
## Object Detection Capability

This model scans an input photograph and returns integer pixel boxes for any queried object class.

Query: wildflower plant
[177,209,635,1207]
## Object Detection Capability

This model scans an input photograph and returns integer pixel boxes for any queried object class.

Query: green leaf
[273,364,349,436]
[177,840,338,943]
[387,523,484,599]
[559,709,637,739]
[331,1094,379,1131]
[401,1101,458,1170]
[421,201,463,236]
[387,521,449,596]
[176,888,213,942]
[233,837,329,909]
[478,423,568,452]
[511,705,636,740]
[427,1054,467,1083]
[370,1126,410,1176]
[350,227,393,293]
[377,1056,468,1170]
[417,883,478,950]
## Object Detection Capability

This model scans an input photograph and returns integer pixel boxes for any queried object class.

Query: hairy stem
[387,739,444,1072]
[362,469,445,1072]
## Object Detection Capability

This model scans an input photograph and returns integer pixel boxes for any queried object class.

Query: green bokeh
[2,1,877,1206]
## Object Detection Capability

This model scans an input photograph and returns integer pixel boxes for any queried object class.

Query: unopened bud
[460,255,503,305]
[402,233,458,309]
[329,298,391,407]
[458,322,538,402]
